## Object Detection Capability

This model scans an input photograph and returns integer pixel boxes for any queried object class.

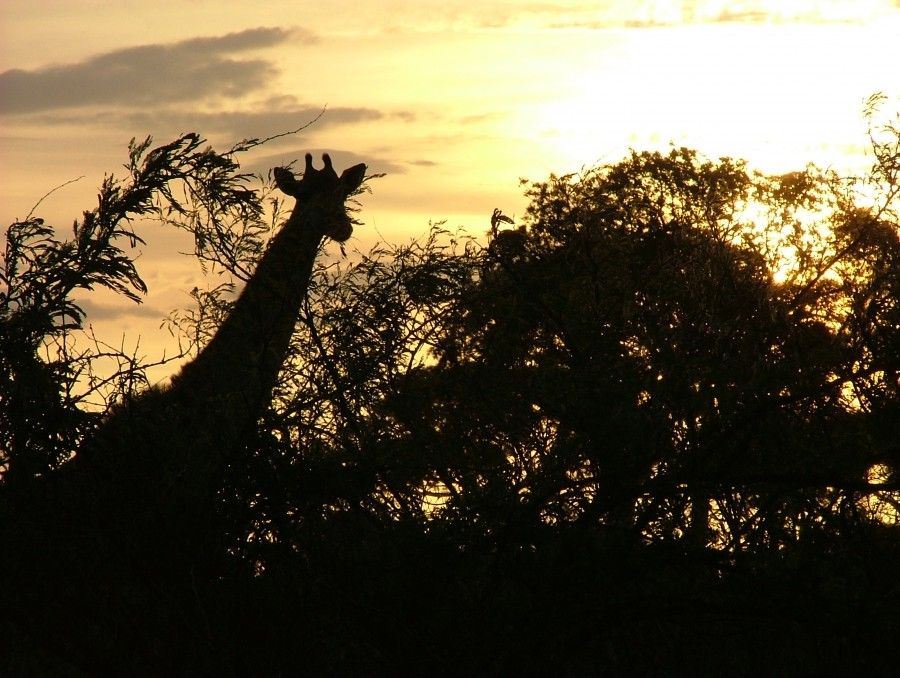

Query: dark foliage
[2,97,899,674]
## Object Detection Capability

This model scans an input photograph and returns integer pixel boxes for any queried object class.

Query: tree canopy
[2,97,899,673]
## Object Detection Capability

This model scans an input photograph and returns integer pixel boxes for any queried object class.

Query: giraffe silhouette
[80,152,366,550]
[5,154,367,672]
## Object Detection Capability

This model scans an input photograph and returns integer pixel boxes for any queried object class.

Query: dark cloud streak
[74,297,165,322]
[25,102,392,142]
[123,105,384,142]
[0,27,306,114]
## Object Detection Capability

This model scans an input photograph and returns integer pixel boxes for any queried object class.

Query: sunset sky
[1,0,898,376]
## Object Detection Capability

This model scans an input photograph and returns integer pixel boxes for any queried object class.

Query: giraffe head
[273,154,367,242]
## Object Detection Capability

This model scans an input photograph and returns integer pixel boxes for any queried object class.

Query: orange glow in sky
[1,0,898,377]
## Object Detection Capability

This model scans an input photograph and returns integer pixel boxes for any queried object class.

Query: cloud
[22,99,396,144]
[512,0,897,30]
[0,27,307,115]
[74,297,165,322]
[122,103,386,142]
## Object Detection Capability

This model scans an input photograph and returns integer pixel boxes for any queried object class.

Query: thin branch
[229,107,328,154]
[25,175,85,220]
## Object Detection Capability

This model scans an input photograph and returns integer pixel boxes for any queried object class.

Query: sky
[1,0,899,379]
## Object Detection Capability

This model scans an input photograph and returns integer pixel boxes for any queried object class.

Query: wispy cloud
[0,27,308,114]
[73,297,166,322]
[22,98,406,144]
[121,102,386,142]
[473,0,898,30]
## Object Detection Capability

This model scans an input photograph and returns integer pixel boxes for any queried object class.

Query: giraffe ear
[340,163,367,194]
[273,167,303,198]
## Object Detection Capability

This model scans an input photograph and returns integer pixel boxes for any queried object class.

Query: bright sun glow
[520,18,894,176]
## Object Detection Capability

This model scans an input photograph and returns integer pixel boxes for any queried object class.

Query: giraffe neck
[71,197,334,543]
[172,199,330,422]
